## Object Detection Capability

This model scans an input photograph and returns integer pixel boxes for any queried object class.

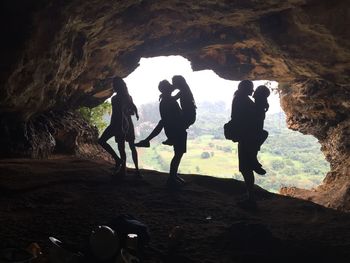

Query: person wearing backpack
[230,80,260,205]
[157,75,197,146]
[136,80,187,188]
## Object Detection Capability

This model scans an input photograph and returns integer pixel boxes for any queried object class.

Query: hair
[112,76,129,97]
[158,80,173,100]
[234,80,254,96]
[254,85,271,98]
[254,85,270,112]
[172,75,195,102]
[172,75,188,91]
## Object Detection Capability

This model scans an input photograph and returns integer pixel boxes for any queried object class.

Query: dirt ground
[0,156,349,262]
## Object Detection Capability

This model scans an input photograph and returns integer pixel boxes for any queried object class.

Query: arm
[265,102,269,112]
[131,102,139,120]
[110,96,117,124]
[129,96,139,120]
[172,91,181,100]
[231,99,235,119]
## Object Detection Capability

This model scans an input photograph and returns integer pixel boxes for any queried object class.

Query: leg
[258,130,268,149]
[254,131,268,175]
[167,152,184,189]
[146,120,164,141]
[117,140,126,163]
[238,141,256,200]
[135,120,164,147]
[129,141,141,176]
[168,132,187,185]
[117,140,127,176]
[98,126,121,166]
[241,170,255,201]
[170,152,183,178]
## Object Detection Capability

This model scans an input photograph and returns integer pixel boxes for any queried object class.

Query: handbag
[224,119,240,142]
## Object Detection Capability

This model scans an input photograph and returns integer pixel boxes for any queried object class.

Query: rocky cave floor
[0,156,350,263]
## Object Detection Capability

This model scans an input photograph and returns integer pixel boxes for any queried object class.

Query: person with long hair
[253,85,270,170]
[172,75,196,128]
[98,76,140,177]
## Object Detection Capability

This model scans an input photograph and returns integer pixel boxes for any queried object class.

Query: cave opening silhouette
[101,55,330,193]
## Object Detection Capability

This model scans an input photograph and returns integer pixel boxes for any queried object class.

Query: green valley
[103,101,329,193]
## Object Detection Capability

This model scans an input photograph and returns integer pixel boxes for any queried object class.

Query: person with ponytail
[98,76,140,178]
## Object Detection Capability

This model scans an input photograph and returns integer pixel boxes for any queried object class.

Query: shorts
[173,131,187,154]
[100,124,135,143]
[238,140,256,173]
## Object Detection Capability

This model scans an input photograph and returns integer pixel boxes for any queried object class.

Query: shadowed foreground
[0,157,349,262]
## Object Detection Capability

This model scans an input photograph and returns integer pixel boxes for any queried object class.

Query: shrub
[201,152,211,159]
[77,102,112,134]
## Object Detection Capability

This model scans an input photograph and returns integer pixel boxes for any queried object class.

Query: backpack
[224,119,240,142]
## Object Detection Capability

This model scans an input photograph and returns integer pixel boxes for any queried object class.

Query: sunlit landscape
[89,56,330,193]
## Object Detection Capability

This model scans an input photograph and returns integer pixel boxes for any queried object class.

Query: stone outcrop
[279,79,350,210]
[0,110,107,160]
[0,0,349,210]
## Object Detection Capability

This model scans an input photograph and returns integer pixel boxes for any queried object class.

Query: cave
[0,0,349,261]
[121,55,329,193]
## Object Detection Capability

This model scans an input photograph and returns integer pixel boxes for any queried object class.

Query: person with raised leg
[136,80,187,187]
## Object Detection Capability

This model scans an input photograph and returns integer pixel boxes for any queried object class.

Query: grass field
[108,134,329,193]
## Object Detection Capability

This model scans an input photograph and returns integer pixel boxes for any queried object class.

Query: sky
[123,56,282,114]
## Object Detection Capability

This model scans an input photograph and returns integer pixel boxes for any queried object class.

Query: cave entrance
[107,55,329,193]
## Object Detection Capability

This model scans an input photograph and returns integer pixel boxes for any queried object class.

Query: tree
[77,102,112,134]
[201,152,210,159]
[271,159,285,170]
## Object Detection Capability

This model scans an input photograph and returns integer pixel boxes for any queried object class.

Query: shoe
[135,140,150,147]
[135,171,144,179]
[254,160,262,168]
[114,158,123,173]
[237,198,257,210]
[112,165,126,179]
[253,166,266,175]
[117,164,127,177]
[166,177,182,190]
[162,139,174,146]
[175,175,186,184]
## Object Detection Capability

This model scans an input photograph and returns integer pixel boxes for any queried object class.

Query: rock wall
[0,110,107,160]
[0,0,349,209]
[279,80,350,210]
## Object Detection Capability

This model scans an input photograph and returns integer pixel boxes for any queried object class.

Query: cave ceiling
[0,0,350,210]
[1,0,349,117]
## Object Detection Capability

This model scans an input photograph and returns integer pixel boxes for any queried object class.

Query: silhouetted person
[136,75,196,147]
[160,75,196,146]
[253,85,270,154]
[172,75,197,128]
[98,77,140,177]
[136,80,187,188]
[231,80,259,203]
